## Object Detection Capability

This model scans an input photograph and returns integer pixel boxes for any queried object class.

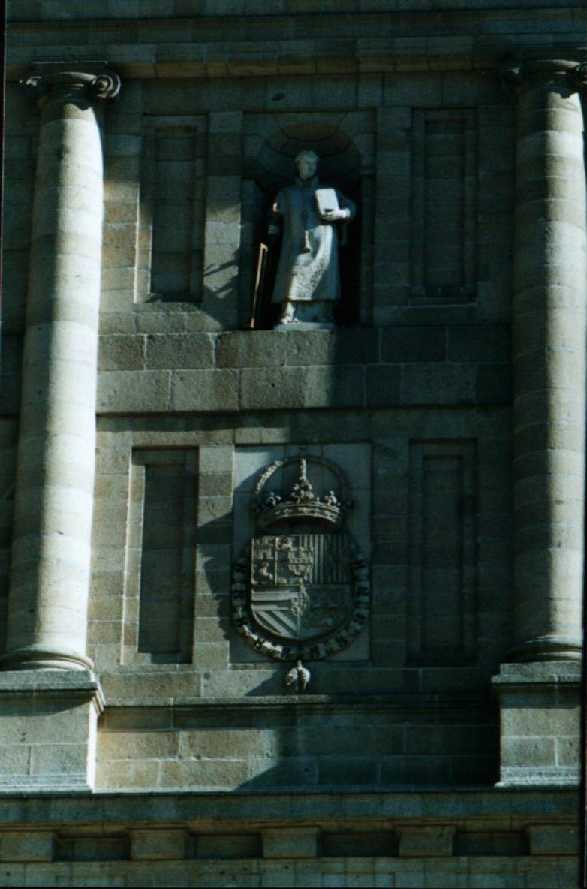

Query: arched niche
[242,122,364,330]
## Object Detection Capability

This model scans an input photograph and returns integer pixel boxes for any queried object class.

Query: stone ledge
[7,31,587,80]
[496,767,580,788]
[492,661,582,688]
[0,669,102,696]
[96,362,510,413]
[0,670,105,713]
[0,776,95,793]
[0,789,577,827]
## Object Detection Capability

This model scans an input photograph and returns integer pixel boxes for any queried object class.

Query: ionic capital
[20,62,121,106]
[501,58,587,94]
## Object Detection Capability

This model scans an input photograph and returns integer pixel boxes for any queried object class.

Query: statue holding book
[267,149,356,328]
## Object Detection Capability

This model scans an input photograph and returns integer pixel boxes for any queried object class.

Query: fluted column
[1,64,120,670]
[509,59,586,661]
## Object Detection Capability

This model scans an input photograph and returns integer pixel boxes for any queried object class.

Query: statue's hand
[321,207,351,222]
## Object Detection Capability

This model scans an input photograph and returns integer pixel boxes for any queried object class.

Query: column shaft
[2,68,119,669]
[511,60,586,660]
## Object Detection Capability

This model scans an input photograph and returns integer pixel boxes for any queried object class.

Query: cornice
[6,44,587,82]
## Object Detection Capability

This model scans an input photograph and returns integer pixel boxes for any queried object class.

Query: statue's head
[295,149,319,181]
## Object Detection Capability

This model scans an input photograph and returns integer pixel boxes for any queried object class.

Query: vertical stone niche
[408,440,477,666]
[123,449,197,665]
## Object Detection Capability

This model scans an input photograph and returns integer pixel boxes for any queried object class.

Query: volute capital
[20,62,121,106]
[501,58,587,94]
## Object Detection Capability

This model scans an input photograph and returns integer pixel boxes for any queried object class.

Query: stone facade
[0,1,584,887]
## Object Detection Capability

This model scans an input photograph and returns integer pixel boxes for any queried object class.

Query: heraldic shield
[232,455,370,662]
[251,533,352,642]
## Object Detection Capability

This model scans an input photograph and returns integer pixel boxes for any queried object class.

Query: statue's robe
[271,177,355,306]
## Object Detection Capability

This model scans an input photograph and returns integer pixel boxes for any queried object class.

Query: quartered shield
[250,533,352,642]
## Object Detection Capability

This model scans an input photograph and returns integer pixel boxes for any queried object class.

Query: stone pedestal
[0,671,104,792]
[0,64,120,671]
[493,662,581,787]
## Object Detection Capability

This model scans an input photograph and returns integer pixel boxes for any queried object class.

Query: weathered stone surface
[262,828,320,859]
[0,671,103,792]
[240,366,364,410]
[145,334,215,369]
[2,7,585,888]
[398,826,455,857]
[130,830,188,861]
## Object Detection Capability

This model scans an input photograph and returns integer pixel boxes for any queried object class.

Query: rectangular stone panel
[125,450,197,664]
[411,109,476,304]
[408,440,477,665]
[195,834,261,859]
[55,835,130,862]
[321,832,398,857]
[0,427,17,657]
[139,119,206,302]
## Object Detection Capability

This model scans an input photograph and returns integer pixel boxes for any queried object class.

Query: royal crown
[254,456,346,529]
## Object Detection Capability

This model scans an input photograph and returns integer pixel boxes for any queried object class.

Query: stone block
[170,370,239,412]
[196,833,261,859]
[380,326,446,363]
[285,329,379,366]
[240,366,364,410]
[448,324,510,363]
[97,370,171,413]
[131,829,189,861]
[99,731,179,761]
[247,756,318,787]
[193,642,229,670]
[216,332,287,368]
[145,334,215,369]
[401,364,476,405]
[502,737,556,769]
[198,445,233,474]
[366,365,401,407]
[398,826,455,857]
[454,831,527,857]
[135,311,187,334]
[0,671,103,792]
[0,831,54,862]
[317,758,377,786]
[178,729,275,760]
[100,671,201,706]
[157,758,248,789]
[476,364,512,404]
[262,828,320,859]
[527,824,578,856]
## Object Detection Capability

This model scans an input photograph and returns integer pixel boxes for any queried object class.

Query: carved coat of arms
[232,455,369,662]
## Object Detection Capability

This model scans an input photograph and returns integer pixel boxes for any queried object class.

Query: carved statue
[269,149,356,328]
[285,659,311,692]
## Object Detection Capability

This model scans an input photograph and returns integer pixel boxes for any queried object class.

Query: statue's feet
[279,301,296,324]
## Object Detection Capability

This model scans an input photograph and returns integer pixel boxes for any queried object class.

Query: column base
[0,644,94,671]
[0,670,104,792]
[492,661,581,788]
[508,635,582,662]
